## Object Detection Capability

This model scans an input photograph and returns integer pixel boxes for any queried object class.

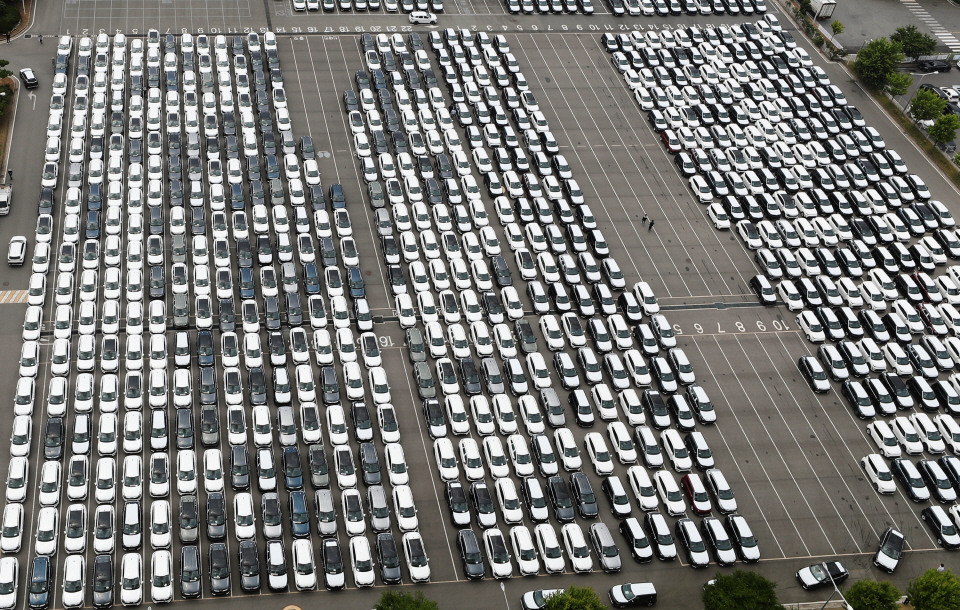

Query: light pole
[500,582,511,610]
[901,72,929,111]
[817,563,854,610]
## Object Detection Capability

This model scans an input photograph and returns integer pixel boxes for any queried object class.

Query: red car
[660,129,681,153]
[680,473,713,516]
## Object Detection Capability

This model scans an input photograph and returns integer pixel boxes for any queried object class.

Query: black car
[170,402,194,447]
[180,545,202,598]
[446,481,471,526]
[376,533,402,584]
[19,67,38,88]
[349,402,372,442]
[321,366,340,405]
[359,442,382,486]
[282,446,304,490]
[547,475,576,522]
[230,445,250,490]
[43,417,64,460]
[570,388,595,427]
[209,543,230,595]
[891,458,930,502]
[458,529,485,580]
[28,556,52,609]
[206,492,226,540]
[91,554,113,608]
[796,561,849,590]
[289,490,311,537]
[571,472,599,518]
[238,539,261,591]
[179,495,199,544]
[471,482,497,525]
[918,59,951,73]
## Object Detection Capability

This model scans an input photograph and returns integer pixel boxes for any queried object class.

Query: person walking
[648,220,655,231]
[38,34,42,44]
[641,214,647,226]
[939,564,946,572]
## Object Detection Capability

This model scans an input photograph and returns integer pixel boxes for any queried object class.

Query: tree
[912,87,948,120]
[374,591,439,610]
[831,20,845,35]
[892,25,939,58]
[854,38,905,88]
[885,72,913,96]
[543,586,606,610]
[844,580,901,610]
[0,59,10,81]
[929,113,960,144]
[907,567,960,610]
[702,570,786,610]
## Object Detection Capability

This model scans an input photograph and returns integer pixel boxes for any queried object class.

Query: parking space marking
[770,332,941,550]
[686,337,794,557]
[700,333,837,556]
[728,333,871,551]
[513,36,682,296]
[0,290,30,304]
[571,34,761,295]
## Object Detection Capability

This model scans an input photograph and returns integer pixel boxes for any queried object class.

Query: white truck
[810,0,836,19]
[0,184,11,216]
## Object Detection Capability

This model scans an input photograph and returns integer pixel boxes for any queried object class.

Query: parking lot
[7,0,960,604]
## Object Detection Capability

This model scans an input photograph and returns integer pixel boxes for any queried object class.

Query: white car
[483,529,513,579]
[393,485,419,532]
[507,434,535,477]
[861,453,896,494]
[483,436,511,479]
[150,550,173,603]
[554,428,582,471]
[35,507,59,556]
[433,437,460,482]
[350,536,376,588]
[149,501,172,549]
[509,526,540,576]
[608,421,638,464]
[0,557,17,610]
[445,395,471,435]
[584,432,615,475]
[385,443,409,486]
[292,538,317,591]
[561,524,593,573]
[61,555,85,608]
[653,470,686,516]
[325,406,348,445]
[891,416,925,455]
[626,466,660,511]
[0,505,23,553]
[534,523,566,574]
[120,553,143,606]
[234,493,257,540]
[402,531,431,583]
[910,412,946,454]
[7,456,32,504]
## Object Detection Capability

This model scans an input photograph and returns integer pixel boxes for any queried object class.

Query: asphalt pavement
[3,1,960,609]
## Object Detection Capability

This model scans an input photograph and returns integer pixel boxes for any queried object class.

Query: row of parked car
[345,29,757,580]
[605,22,960,578]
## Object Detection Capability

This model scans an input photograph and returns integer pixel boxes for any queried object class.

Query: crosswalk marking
[899,0,960,51]
[0,290,29,304]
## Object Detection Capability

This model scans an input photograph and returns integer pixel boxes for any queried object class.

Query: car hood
[796,567,820,586]
[874,549,898,571]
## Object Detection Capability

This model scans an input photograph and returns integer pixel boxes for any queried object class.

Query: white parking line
[770,332,940,550]
[514,35,684,296]
[570,34,755,297]
[730,333,868,550]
